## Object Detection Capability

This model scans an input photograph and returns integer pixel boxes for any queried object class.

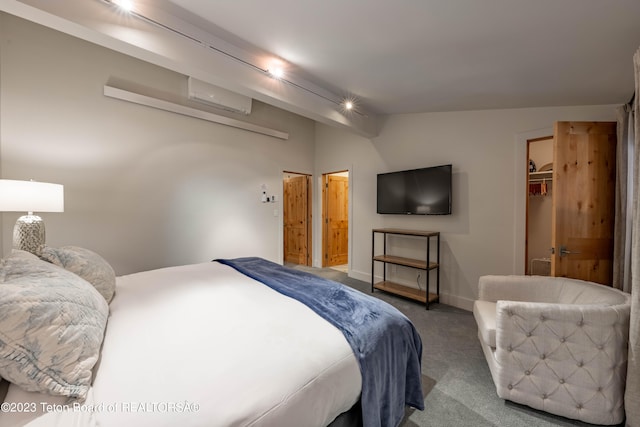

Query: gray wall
[0,12,620,310]
[315,106,617,310]
[0,13,315,275]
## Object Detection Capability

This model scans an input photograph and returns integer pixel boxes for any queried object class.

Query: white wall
[0,13,621,310]
[315,105,617,310]
[0,13,315,275]
[313,125,385,269]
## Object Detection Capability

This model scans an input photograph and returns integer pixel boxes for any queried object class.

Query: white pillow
[40,246,116,303]
[0,256,108,400]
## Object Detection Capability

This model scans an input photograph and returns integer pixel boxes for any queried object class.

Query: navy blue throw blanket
[215,257,424,427]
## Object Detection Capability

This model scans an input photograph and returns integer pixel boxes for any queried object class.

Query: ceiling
[163,0,640,115]
[3,0,639,137]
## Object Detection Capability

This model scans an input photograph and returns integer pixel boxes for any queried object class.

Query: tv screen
[377,164,452,215]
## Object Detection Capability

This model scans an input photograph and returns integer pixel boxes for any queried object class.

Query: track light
[268,66,284,79]
[100,0,365,117]
[113,0,134,12]
[342,97,361,114]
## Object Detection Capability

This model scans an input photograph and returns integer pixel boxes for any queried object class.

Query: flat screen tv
[377,164,452,215]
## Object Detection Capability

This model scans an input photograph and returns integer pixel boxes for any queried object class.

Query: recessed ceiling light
[344,101,354,110]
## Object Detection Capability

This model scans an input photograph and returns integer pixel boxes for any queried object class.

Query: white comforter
[0,262,361,427]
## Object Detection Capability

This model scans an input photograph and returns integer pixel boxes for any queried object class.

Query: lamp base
[13,214,45,256]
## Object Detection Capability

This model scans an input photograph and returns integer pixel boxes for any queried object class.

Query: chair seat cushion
[473,300,496,348]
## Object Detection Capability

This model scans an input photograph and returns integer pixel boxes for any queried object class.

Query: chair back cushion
[494,300,630,425]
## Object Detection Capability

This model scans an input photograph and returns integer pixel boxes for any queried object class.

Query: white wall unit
[187,77,253,115]
[104,85,287,140]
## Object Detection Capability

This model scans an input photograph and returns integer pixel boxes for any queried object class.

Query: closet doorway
[322,171,349,269]
[283,172,312,266]
[526,136,554,275]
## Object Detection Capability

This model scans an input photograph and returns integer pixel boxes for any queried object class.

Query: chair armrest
[478,275,561,303]
[493,300,630,425]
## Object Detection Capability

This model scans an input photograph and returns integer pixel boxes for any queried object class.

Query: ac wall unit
[188,77,252,115]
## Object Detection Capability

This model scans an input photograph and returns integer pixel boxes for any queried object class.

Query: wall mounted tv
[377,164,452,215]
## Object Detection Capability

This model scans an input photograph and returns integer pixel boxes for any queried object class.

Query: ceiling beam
[0,0,379,137]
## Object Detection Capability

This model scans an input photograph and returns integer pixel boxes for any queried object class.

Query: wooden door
[551,121,617,285]
[283,174,311,265]
[323,173,349,267]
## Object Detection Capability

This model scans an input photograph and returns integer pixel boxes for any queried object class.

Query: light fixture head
[341,97,359,114]
[266,58,287,80]
[268,66,285,80]
[113,0,134,12]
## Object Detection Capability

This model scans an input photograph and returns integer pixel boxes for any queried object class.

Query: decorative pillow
[0,257,108,400]
[40,246,116,303]
[8,249,40,261]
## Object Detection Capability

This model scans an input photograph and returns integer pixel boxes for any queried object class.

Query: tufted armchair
[473,275,631,425]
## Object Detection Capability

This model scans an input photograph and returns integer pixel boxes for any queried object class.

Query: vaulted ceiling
[4,0,640,137]
[165,0,640,115]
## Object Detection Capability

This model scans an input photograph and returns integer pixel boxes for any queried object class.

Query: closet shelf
[529,170,553,182]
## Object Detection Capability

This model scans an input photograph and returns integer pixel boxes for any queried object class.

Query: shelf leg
[426,237,430,310]
[436,233,440,304]
[371,231,375,293]
[383,233,387,283]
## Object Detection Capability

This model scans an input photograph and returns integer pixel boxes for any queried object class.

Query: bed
[0,248,424,427]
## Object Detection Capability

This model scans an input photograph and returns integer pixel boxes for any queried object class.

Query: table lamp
[0,179,64,256]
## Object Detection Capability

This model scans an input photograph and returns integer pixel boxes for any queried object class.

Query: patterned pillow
[8,249,40,261]
[0,257,108,400]
[40,246,116,303]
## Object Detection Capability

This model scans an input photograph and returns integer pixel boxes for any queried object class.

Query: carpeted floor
[288,264,608,427]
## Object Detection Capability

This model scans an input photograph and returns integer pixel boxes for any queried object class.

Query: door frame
[525,135,554,274]
[514,127,553,274]
[318,169,351,269]
[282,171,312,266]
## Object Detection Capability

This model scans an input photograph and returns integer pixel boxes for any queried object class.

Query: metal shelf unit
[371,228,440,309]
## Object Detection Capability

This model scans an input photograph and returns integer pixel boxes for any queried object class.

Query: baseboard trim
[350,269,473,312]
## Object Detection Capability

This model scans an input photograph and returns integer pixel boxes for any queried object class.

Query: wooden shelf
[529,170,553,181]
[372,255,437,270]
[372,228,439,238]
[374,281,439,304]
[371,228,440,310]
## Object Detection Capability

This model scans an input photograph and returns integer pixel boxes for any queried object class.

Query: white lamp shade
[0,179,64,213]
